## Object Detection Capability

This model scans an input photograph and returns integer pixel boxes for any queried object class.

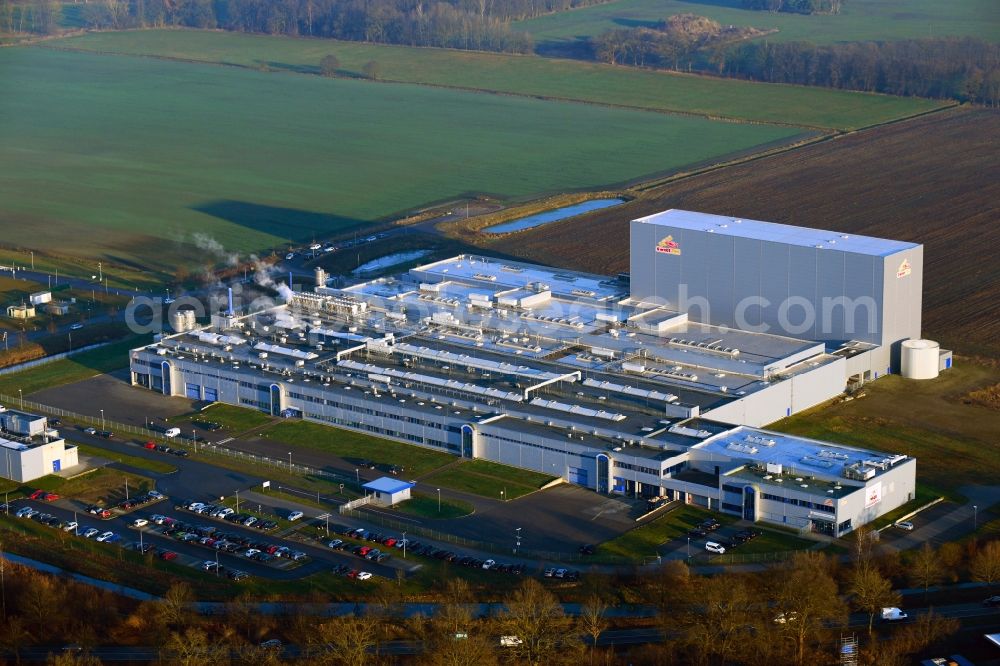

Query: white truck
[881,607,908,622]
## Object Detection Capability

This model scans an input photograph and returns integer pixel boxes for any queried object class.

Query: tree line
[5,530,1000,664]
[591,17,1000,106]
[740,0,843,15]
[0,0,59,34]
[722,36,1000,105]
[73,0,612,54]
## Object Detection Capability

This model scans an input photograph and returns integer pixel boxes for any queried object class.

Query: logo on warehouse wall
[655,235,682,256]
[896,258,911,279]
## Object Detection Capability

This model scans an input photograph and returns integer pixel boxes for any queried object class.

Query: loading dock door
[204,387,218,402]
[185,383,200,400]
[567,467,588,486]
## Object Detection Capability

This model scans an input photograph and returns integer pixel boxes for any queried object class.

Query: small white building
[363,477,415,507]
[29,291,52,306]
[6,304,34,319]
[0,435,78,482]
[0,408,49,438]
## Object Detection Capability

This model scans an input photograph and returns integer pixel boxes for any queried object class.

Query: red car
[144,441,157,450]
[159,551,178,561]
[29,489,46,500]
[383,538,396,548]
[30,490,59,501]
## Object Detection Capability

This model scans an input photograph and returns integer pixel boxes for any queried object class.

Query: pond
[484,198,626,234]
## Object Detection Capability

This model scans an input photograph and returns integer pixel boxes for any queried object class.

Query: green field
[597,504,733,560]
[424,459,556,500]
[53,30,944,130]
[392,493,475,519]
[515,0,1000,47]
[0,335,149,396]
[173,403,275,433]
[263,420,455,477]
[0,46,806,272]
[74,442,178,475]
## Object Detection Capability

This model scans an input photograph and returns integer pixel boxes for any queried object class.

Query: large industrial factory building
[130,210,935,536]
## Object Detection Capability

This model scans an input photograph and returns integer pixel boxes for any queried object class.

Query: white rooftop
[636,209,918,257]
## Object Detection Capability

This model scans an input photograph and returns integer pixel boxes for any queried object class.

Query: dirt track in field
[475,107,1000,356]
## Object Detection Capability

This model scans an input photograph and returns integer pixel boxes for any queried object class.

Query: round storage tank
[182,309,196,329]
[168,309,187,333]
[901,339,940,380]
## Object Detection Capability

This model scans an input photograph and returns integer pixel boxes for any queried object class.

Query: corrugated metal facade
[630,218,923,366]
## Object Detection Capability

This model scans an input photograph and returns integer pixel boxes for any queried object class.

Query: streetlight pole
[124,476,129,501]
[17,389,22,410]
[687,537,690,560]
[355,468,360,486]
[235,490,240,513]
[402,531,407,559]
[288,452,292,472]
[100,409,105,432]
[514,527,521,555]
[437,488,441,513]
[974,505,979,531]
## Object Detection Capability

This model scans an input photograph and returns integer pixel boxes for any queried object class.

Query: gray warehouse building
[130,209,925,535]
[630,210,924,375]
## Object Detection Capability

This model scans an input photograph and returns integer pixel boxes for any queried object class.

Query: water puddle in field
[484,198,626,234]
[352,249,432,274]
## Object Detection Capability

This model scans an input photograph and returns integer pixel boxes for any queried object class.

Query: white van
[705,541,726,554]
[163,427,181,438]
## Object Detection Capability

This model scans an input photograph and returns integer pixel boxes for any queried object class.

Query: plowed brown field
[479,107,1000,356]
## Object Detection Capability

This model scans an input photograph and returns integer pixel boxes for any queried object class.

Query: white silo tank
[901,339,940,379]
[168,309,187,333]
[182,308,196,330]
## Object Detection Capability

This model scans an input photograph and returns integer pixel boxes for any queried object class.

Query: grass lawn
[0,46,802,272]
[28,468,155,506]
[73,442,178,475]
[174,403,275,433]
[730,528,815,555]
[390,493,475,519]
[53,30,945,130]
[262,420,456,477]
[597,504,735,560]
[514,0,1000,47]
[868,485,944,530]
[422,463,548,501]
[0,334,149,396]
[771,361,1000,501]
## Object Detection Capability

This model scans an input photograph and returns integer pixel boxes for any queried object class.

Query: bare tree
[155,582,196,630]
[320,54,340,77]
[578,594,608,663]
[0,616,32,666]
[971,540,1000,588]
[908,542,944,599]
[46,653,105,666]
[497,578,577,665]
[773,552,848,665]
[320,614,379,666]
[850,564,899,635]
[362,60,382,81]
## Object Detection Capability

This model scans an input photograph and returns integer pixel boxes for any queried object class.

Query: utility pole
[124,476,129,501]
[98,262,102,283]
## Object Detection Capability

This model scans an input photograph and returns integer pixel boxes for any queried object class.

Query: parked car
[984,596,1000,607]
[144,441,157,449]
[895,521,915,531]
[705,541,726,555]
[163,427,181,438]
[482,559,496,570]
[159,550,178,561]
[287,510,304,522]
[62,521,79,533]
[95,531,115,543]
[356,571,373,581]
[83,427,97,435]
[131,518,149,528]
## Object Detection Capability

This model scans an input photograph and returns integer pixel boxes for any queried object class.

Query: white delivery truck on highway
[881,607,908,622]
[163,427,181,438]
